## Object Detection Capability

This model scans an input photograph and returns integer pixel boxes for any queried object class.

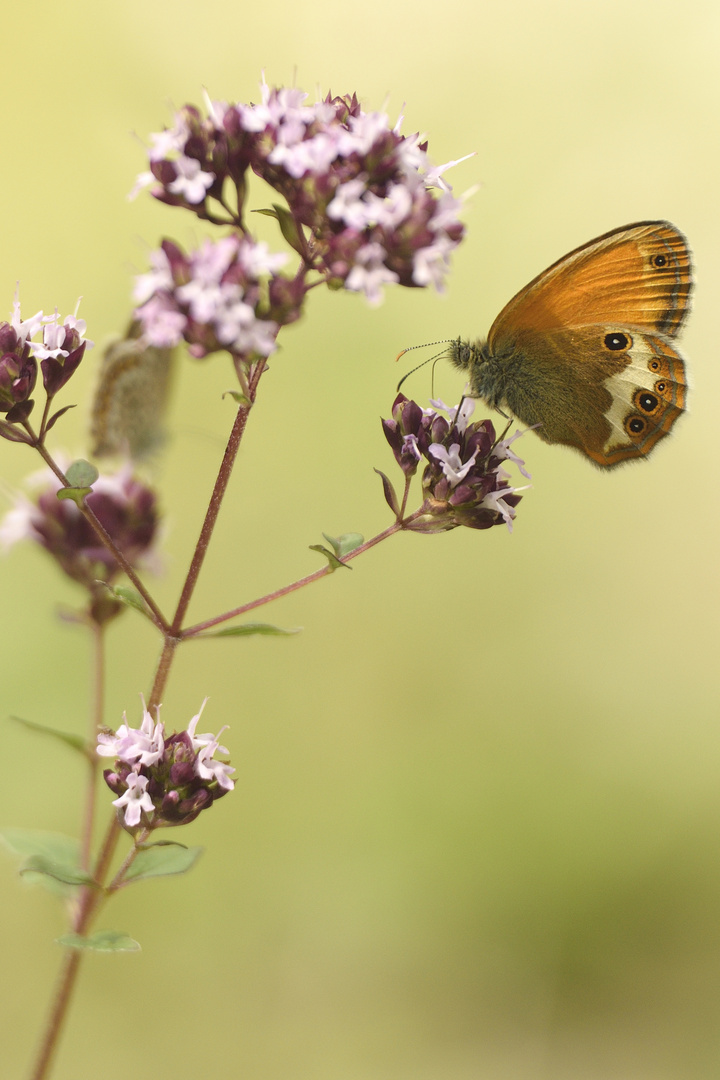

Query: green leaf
[20,855,94,887]
[1,830,85,896]
[110,585,149,616]
[57,486,92,505]
[9,714,87,754]
[1,828,80,863]
[222,389,252,406]
[309,544,352,572]
[57,930,141,953]
[252,203,305,255]
[321,532,364,558]
[123,841,203,883]
[207,622,301,638]
[271,203,304,254]
[94,582,152,621]
[65,459,99,488]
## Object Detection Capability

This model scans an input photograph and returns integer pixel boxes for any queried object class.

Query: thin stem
[28,356,268,1078]
[28,951,82,1080]
[29,815,121,1080]
[30,359,267,1073]
[170,360,264,635]
[79,621,105,871]
[148,636,180,710]
[37,396,52,441]
[182,521,405,638]
[85,817,122,911]
[399,475,412,520]
[106,828,150,894]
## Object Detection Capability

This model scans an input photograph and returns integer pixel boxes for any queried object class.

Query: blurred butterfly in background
[90,321,175,461]
[419,222,692,467]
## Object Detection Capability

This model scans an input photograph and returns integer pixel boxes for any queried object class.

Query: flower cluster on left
[0,298,91,442]
[1,463,159,624]
[0,291,163,623]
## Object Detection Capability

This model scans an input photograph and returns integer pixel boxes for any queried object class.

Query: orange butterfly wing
[477,221,692,467]
[488,325,688,466]
[487,221,691,349]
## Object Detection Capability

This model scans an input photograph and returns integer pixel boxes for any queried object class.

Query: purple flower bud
[102,770,125,796]
[267,274,308,326]
[160,239,191,284]
[382,393,434,477]
[0,323,20,354]
[176,789,212,817]
[41,339,86,398]
[0,350,36,411]
[169,760,196,786]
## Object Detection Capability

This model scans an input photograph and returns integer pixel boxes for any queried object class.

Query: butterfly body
[448,221,691,467]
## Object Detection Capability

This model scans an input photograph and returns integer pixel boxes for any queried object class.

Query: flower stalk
[1,77,531,1080]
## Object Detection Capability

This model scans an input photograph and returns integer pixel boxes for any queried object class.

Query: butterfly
[446,221,691,467]
[90,321,175,461]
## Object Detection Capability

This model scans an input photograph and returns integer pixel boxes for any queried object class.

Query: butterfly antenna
[395,339,455,363]
[395,340,455,392]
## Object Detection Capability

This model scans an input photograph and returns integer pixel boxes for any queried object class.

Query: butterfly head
[446,337,489,375]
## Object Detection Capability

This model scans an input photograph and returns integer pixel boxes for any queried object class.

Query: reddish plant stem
[80,503,167,630]
[181,521,406,638]
[29,951,82,1080]
[148,636,180,710]
[169,361,264,637]
[28,350,269,1080]
[31,359,268,1077]
[399,475,412,520]
[79,621,105,872]
[29,814,121,1080]
[106,828,150,894]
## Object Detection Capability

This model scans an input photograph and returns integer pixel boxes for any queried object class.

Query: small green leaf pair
[310,532,364,571]
[56,459,99,505]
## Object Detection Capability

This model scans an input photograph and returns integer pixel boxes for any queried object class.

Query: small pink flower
[113,773,155,828]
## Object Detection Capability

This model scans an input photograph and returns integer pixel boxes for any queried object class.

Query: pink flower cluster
[133,235,287,358]
[132,81,469,356]
[0,298,92,431]
[98,699,234,830]
[381,395,530,532]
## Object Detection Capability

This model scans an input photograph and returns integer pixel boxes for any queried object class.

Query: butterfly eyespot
[626,416,647,436]
[635,391,660,414]
[651,253,668,268]
[655,381,667,393]
[649,358,661,371]
[603,332,631,351]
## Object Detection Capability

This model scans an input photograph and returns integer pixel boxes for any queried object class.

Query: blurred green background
[2,1,719,1077]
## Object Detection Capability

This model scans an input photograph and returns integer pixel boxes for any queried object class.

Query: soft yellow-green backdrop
[2,1,719,1078]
